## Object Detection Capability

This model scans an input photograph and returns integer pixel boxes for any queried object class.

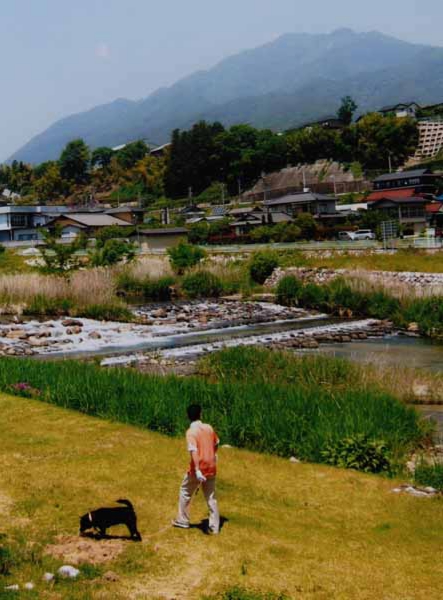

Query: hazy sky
[0,0,441,162]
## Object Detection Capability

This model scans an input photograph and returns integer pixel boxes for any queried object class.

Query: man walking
[173,404,220,534]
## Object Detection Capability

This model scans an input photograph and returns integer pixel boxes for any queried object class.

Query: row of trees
[0,139,167,204]
[165,102,418,198]
[0,98,419,204]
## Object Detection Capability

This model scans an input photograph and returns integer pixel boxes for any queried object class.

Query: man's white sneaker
[172,519,190,529]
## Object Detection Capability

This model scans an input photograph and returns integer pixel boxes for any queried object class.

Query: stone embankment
[266,267,443,290]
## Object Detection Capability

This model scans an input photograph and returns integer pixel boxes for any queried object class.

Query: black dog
[79,499,142,541]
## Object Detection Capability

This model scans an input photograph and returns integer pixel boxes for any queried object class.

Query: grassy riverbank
[1,394,442,599]
[0,354,424,466]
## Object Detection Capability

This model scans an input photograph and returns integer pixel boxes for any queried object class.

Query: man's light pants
[177,473,220,533]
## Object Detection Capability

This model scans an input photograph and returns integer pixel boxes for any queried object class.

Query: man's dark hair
[187,404,202,422]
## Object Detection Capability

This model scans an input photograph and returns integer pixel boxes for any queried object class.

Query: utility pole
[221,183,225,205]
[237,177,242,198]
[188,187,193,205]
[388,152,393,174]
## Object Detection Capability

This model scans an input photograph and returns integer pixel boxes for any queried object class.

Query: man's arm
[190,450,206,482]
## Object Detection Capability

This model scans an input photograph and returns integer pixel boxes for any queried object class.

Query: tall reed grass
[0,354,424,463]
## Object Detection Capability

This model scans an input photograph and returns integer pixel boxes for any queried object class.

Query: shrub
[298,282,326,310]
[168,242,206,274]
[276,275,302,306]
[249,251,279,284]
[366,291,401,320]
[116,271,142,295]
[181,271,223,298]
[321,434,391,474]
[142,277,175,301]
[294,213,318,239]
[90,239,136,267]
[414,462,443,490]
[0,244,5,255]
[23,295,74,316]
[79,303,134,322]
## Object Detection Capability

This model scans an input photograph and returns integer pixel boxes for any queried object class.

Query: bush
[298,282,327,310]
[90,239,136,267]
[181,271,223,298]
[414,462,443,490]
[249,251,279,284]
[79,303,134,322]
[168,242,206,274]
[276,275,302,306]
[0,244,5,255]
[142,277,175,301]
[23,295,74,316]
[321,434,391,474]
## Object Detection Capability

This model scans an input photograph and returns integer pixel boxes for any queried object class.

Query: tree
[91,146,114,170]
[116,141,149,169]
[40,227,87,273]
[338,96,358,126]
[355,114,419,170]
[295,213,318,240]
[167,242,206,274]
[33,163,66,200]
[90,239,136,267]
[59,139,90,184]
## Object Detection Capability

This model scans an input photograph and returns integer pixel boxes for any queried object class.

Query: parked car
[338,230,375,241]
[353,229,376,240]
[338,231,355,241]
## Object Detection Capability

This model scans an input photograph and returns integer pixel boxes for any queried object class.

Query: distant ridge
[8,29,443,164]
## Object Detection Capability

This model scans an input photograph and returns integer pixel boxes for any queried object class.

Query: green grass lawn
[1,394,443,599]
[280,249,443,273]
[0,249,31,274]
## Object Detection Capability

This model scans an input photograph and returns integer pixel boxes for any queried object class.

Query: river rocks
[62,319,83,328]
[66,326,82,335]
[408,322,420,333]
[88,331,102,339]
[6,329,28,339]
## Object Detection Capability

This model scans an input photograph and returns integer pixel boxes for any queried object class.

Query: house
[46,213,132,238]
[179,205,205,219]
[105,205,145,225]
[131,228,188,251]
[378,102,420,119]
[369,169,441,198]
[229,208,293,236]
[0,205,70,242]
[367,197,427,235]
[264,192,337,218]
[150,143,172,158]
[297,116,345,131]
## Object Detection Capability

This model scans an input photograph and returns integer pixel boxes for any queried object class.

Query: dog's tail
[116,499,134,510]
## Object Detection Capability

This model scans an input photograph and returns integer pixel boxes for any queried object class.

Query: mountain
[8,29,443,164]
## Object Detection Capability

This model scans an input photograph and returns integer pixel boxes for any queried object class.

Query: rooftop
[264,192,335,207]
[136,228,188,236]
[373,169,431,183]
[53,213,131,227]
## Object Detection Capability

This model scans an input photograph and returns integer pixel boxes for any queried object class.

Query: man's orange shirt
[186,421,219,478]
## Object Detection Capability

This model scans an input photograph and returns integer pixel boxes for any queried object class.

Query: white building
[415,117,443,160]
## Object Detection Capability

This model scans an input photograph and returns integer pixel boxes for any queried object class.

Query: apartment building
[415,117,443,160]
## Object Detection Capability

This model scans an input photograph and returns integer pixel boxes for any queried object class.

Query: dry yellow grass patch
[1,395,443,599]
